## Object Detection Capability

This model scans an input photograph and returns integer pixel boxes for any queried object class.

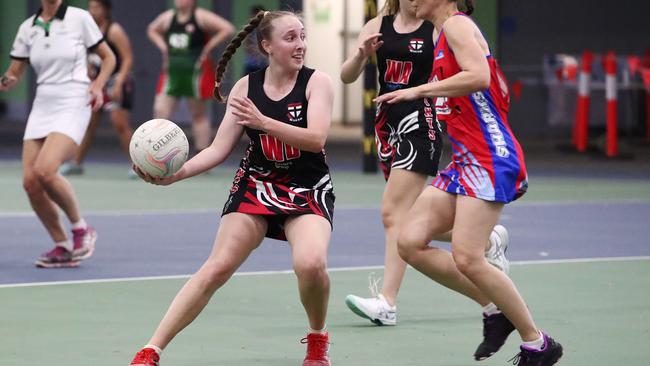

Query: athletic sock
[522,331,545,351]
[143,344,163,355]
[71,218,87,230]
[309,325,327,334]
[482,302,501,316]
[55,240,73,251]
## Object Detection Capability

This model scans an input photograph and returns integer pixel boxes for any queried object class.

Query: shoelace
[508,351,525,365]
[368,272,381,298]
[301,335,329,360]
[132,349,160,366]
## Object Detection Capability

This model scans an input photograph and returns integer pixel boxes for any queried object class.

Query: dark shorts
[375,100,443,180]
[103,74,134,112]
[222,171,335,241]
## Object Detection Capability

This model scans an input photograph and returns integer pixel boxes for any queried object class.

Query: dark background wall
[498,0,650,138]
[1,0,648,141]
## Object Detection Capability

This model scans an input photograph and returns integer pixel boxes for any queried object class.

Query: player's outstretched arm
[375,16,489,105]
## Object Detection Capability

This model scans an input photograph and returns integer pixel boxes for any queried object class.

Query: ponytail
[213,11,266,103]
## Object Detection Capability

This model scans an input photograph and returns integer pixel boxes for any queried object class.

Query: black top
[243,66,331,188]
[165,10,207,72]
[376,15,435,96]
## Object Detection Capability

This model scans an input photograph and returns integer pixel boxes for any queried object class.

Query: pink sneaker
[129,348,160,366]
[301,332,331,366]
[72,226,97,260]
[35,246,79,268]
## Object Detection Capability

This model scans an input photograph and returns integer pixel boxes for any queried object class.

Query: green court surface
[1,162,650,212]
[2,162,650,365]
[2,261,649,366]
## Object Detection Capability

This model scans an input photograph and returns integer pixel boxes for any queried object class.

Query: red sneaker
[129,348,160,366]
[72,226,97,260]
[301,332,331,366]
[35,246,79,268]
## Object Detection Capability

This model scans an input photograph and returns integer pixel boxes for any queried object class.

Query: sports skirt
[222,169,335,241]
[24,82,92,145]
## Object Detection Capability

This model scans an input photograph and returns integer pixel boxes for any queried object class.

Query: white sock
[71,218,87,230]
[522,331,545,351]
[55,240,73,251]
[143,344,163,355]
[482,302,501,316]
[309,325,327,334]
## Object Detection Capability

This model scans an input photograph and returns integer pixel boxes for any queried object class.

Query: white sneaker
[345,293,397,326]
[486,224,510,274]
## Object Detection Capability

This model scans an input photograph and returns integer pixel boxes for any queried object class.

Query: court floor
[1,162,649,365]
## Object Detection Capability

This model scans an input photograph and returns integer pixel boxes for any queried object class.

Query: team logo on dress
[185,23,195,34]
[408,38,424,53]
[435,50,445,60]
[287,102,303,123]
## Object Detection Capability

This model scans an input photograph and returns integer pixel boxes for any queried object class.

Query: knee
[380,202,399,230]
[451,249,484,279]
[397,228,426,263]
[32,165,57,187]
[293,256,328,283]
[199,259,238,290]
[22,173,43,197]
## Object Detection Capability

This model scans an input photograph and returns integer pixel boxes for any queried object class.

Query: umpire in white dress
[0,0,115,268]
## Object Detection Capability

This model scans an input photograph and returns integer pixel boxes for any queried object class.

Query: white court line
[1,257,649,289]
[1,199,649,218]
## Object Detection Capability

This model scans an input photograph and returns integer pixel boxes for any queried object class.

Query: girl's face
[262,16,306,71]
[88,1,107,23]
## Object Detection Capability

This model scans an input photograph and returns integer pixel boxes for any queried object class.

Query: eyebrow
[281,27,305,36]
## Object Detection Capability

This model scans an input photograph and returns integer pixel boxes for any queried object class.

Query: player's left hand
[230,97,268,130]
[132,164,178,186]
[0,75,17,92]
[373,87,420,105]
[88,82,104,112]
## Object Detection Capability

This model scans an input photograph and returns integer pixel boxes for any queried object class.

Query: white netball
[129,119,189,178]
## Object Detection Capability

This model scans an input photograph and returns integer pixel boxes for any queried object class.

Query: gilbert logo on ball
[129,119,189,178]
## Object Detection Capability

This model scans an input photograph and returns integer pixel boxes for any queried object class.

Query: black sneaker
[509,333,563,365]
[474,312,516,360]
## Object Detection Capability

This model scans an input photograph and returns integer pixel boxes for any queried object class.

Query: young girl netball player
[147,0,234,153]
[375,0,563,364]
[60,0,136,178]
[340,0,510,327]
[130,10,334,366]
[0,0,114,268]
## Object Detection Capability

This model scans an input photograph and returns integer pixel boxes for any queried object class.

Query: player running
[340,0,510,327]
[374,0,563,364]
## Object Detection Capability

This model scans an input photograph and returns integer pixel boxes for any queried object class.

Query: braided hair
[213,10,298,103]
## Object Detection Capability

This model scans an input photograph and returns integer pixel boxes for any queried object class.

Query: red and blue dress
[430,16,527,203]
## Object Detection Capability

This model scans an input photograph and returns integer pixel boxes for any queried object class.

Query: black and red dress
[222,66,335,240]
